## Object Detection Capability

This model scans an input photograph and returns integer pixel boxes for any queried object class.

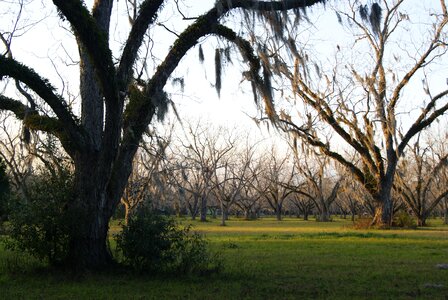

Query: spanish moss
[215,48,222,97]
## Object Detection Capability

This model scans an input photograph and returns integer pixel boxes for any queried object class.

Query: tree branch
[117,0,165,90]
[52,0,118,106]
[0,95,67,141]
[0,56,85,150]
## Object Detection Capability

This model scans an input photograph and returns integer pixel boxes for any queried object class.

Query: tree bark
[200,195,207,222]
[417,216,427,227]
[275,205,282,221]
[317,201,331,222]
[66,165,114,270]
[220,203,227,226]
[371,196,393,227]
[303,211,309,221]
[444,207,448,225]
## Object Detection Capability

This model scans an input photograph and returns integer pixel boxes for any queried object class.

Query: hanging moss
[172,77,185,92]
[215,48,222,97]
[198,45,205,63]
[369,3,382,35]
[358,2,382,36]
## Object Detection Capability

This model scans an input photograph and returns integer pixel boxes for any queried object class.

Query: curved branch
[0,56,85,150]
[221,0,325,11]
[0,95,67,140]
[52,0,118,105]
[117,0,165,89]
[398,90,448,156]
[280,120,376,196]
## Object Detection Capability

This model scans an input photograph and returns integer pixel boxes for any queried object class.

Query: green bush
[6,169,74,265]
[392,211,416,228]
[115,206,222,274]
[0,156,10,222]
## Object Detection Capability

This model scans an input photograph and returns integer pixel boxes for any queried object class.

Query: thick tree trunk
[303,211,309,221]
[66,207,113,271]
[64,150,130,271]
[317,202,330,222]
[275,205,282,221]
[371,177,394,227]
[244,209,256,220]
[371,198,393,227]
[317,213,330,222]
[220,203,227,226]
[200,195,207,222]
[174,202,182,218]
[65,176,114,270]
[417,216,427,227]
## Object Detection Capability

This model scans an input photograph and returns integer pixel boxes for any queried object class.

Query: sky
[1,0,447,150]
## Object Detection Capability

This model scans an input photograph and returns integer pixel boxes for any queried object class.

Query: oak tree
[0,0,326,269]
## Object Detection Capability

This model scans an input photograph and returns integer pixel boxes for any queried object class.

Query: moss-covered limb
[0,95,28,119]
[53,0,123,172]
[0,56,85,149]
[91,0,113,34]
[52,0,118,106]
[0,95,61,132]
[121,8,221,141]
[0,95,75,150]
[117,0,165,90]
[221,0,325,11]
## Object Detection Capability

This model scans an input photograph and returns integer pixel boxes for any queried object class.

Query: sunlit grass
[1,217,448,299]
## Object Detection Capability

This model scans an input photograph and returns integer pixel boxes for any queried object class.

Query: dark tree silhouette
[0,0,326,269]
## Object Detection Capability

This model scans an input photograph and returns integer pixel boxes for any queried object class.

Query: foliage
[392,211,417,229]
[115,206,222,274]
[6,168,74,265]
[0,156,10,222]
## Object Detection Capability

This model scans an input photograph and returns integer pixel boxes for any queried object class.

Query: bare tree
[168,122,235,221]
[292,146,342,222]
[290,195,315,220]
[235,154,264,220]
[212,140,256,226]
[337,179,364,222]
[261,0,448,226]
[396,133,448,226]
[120,128,170,224]
[254,147,295,220]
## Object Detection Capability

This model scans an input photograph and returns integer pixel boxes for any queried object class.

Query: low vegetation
[1,217,447,299]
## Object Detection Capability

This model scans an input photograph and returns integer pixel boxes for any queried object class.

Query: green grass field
[1,217,447,299]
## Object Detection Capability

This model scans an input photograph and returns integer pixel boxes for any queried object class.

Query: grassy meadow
[1,217,448,299]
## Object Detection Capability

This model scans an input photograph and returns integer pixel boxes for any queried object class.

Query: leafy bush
[392,211,416,228]
[6,169,74,265]
[0,156,10,222]
[115,206,222,274]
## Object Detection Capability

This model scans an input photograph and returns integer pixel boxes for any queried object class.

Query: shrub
[392,211,416,229]
[115,206,222,274]
[0,156,10,223]
[6,168,74,265]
